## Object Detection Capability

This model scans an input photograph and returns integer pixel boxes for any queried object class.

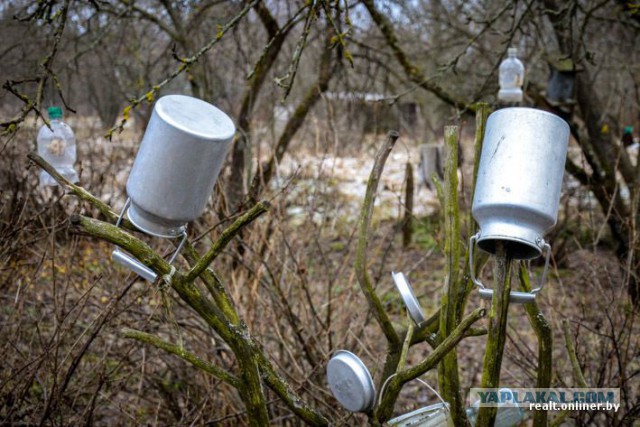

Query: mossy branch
[437,125,469,426]
[403,307,485,381]
[31,153,324,425]
[122,328,240,388]
[254,345,330,426]
[469,104,490,232]
[70,215,170,276]
[355,131,401,345]
[28,152,135,229]
[519,263,553,427]
[185,201,270,282]
[374,307,485,423]
[402,162,414,248]
[475,242,513,427]
[181,241,241,325]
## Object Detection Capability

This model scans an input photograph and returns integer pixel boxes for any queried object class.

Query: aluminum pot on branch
[469,107,569,303]
[112,94,235,281]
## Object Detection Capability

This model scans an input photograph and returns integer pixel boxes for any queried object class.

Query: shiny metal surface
[112,248,157,282]
[471,108,569,260]
[392,272,426,326]
[326,350,375,413]
[126,95,235,237]
[469,233,552,303]
[110,198,187,282]
[387,403,453,427]
[478,288,535,304]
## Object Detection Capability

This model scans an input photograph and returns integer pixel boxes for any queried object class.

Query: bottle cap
[48,106,62,120]
[507,47,518,56]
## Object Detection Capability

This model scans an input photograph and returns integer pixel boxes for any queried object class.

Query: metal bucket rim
[476,233,542,260]
[387,402,450,425]
[127,204,187,239]
[488,107,570,128]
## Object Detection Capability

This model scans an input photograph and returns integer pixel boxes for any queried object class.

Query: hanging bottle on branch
[37,106,79,186]
[498,48,525,104]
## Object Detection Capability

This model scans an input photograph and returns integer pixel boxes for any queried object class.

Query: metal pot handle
[379,374,449,413]
[468,233,552,304]
[531,241,551,295]
[468,233,486,290]
[111,198,187,282]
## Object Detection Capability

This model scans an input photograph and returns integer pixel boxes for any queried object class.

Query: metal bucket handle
[468,233,551,304]
[379,374,449,413]
[111,198,187,282]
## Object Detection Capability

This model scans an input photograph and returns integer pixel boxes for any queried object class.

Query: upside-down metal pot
[126,94,235,237]
[111,94,235,282]
[471,107,569,260]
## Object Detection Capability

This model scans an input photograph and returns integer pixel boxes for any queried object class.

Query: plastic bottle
[498,48,525,103]
[37,106,79,186]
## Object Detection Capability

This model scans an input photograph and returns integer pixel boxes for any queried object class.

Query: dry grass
[0,118,638,426]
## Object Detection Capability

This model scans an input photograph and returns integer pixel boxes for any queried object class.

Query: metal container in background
[471,108,569,260]
[418,143,443,190]
[126,94,236,237]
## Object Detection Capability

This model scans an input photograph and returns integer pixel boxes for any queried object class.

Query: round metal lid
[326,350,376,413]
[392,272,426,326]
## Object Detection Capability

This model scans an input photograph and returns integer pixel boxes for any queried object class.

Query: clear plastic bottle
[498,48,525,103]
[37,106,79,186]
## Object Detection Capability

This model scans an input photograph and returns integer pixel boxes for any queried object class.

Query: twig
[122,328,240,388]
[184,201,270,282]
[106,0,258,137]
[360,0,472,112]
[563,320,588,388]
[273,2,317,99]
[549,321,589,427]
[375,307,486,423]
[256,349,330,426]
[1,0,73,133]
[402,162,414,248]
[28,152,135,229]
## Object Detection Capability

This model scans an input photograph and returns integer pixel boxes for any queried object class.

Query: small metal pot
[126,94,235,237]
[387,403,453,427]
[471,107,569,260]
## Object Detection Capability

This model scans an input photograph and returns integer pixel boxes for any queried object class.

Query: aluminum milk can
[471,107,569,260]
[126,94,235,237]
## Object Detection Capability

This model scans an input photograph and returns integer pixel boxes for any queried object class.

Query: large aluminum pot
[126,95,235,237]
[471,108,569,260]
